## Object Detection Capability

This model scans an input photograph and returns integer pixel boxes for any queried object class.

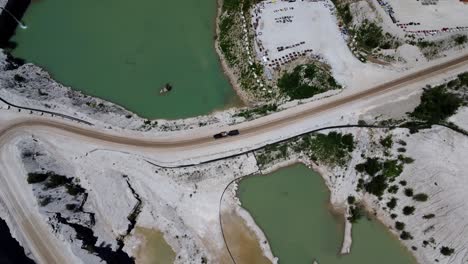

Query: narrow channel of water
[11,0,239,119]
[238,164,417,264]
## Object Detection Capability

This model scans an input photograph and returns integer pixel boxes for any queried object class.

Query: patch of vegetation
[382,159,403,179]
[459,72,468,86]
[413,193,428,202]
[380,135,393,148]
[398,155,414,164]
[410,85,463,123]
[348,204,364,223]
[331,0,353,27]
[404,188,414,197]
[403,206,415,215]
[347,195,356,205]
[355,158,382,176]
[400,231,413,240]
[387,197,397,210]
[278,63,341,100]
[365,175,388,197]
[27,172,50,184]
[423,213,435,219]
[399,180,407,186]
[388,185,399,194]
[395,221,405,231]
[236,104,278,119]
[355,20,400,52]
[440,246,455,256]
[255,142,289,167]
[454,35,467,46]
[307,132,354,165]
[356,156,406,197]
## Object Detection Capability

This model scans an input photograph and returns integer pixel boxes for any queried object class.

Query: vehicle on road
[213,130,240,139]
[228,129,240,136]
[213,131,228,139]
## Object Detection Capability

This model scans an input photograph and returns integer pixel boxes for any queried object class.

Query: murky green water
[12,0,239,119]
[135,228,175,264]
[238,164,417,264]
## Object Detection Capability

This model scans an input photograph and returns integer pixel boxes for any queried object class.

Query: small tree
[440,246,454,256]
[403,206,415,215]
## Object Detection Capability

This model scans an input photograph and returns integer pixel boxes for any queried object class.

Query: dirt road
[0,53,467,264]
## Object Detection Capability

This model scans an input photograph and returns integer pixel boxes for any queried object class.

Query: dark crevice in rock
[121,175,143,240]
[55,213,134,264]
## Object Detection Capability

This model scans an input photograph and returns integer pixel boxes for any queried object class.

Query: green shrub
[454,35,467,45]
[383,160,403,178]
[395,221,405,231]
[398,155,415,164]
[355,20,387,51]
[400,231,413,240]
[347,196,356,204]
[387,197,397,209]
[380,135,393,148]
[413,193,428,202]
[278,64,340,100]
[422,213,435,219]
[236,104,277,119]
[365,175,388,197]
[404,188,414,197]
[308,132,355,165]
[355,158,382,176]
[440,246,454,256]
[411,85,463,123]
[458,72,468,86]
[348,205,364,223]
[403,206,415,215]
[388,185,399,194]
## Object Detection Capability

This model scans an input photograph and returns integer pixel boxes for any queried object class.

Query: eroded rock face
[17,137,136,263]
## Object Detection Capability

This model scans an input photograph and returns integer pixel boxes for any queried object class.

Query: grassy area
[354,20,400,53]
[236,103,278,119]
[307,132,354,166]
[278,64,341,100]
[331,0,353,27]
[255,142,290,168]
[218,0,274,100]
[255,131,354,168]
[356,157,405,197]
[410,84,463,123]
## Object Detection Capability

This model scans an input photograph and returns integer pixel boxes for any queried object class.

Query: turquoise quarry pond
[12,0,239,119]
[238,164,417,264]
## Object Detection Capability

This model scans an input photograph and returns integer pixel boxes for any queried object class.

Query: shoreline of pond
[234,162,418,264]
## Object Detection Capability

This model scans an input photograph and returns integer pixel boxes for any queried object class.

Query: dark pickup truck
[228,129,240,136]
[213,130,240,139]
[213,131,228,139]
